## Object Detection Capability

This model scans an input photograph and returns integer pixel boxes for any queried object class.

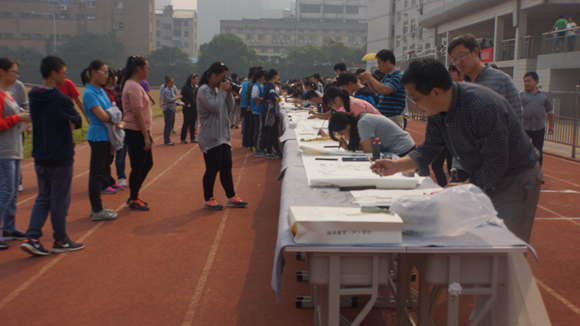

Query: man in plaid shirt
[371,59,542,243]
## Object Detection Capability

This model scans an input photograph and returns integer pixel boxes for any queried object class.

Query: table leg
[418,272,431,326]
[328,255,341,326]
[396,253,411,326]
[446,256,461,326]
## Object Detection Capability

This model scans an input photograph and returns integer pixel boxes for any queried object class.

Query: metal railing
[546,90,580,158]
[542,27,580,54]
[407,90,580,158]
[498,38,515,61]
[398,53,445,72]
[519,36,542,59]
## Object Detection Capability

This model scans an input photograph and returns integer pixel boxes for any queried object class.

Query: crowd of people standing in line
[0,30,557,255]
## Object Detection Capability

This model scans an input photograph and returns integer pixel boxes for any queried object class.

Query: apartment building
[0,0,155,58]
[197,0,293,47]
[155,5,198,58]
[220,0,368,57]
[368,0,580,91]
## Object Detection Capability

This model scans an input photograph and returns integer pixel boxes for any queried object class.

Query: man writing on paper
[370,59,542,243]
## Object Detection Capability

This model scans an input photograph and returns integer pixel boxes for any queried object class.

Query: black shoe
[192,139,197,143]
[51,239,84,253]
[128,199,150,211]
[0,241,9,249]
[541,180,545,185]
[170,129,176,134]
[2,230,27,241]
[21,238,49,256]
[181,140,188,144]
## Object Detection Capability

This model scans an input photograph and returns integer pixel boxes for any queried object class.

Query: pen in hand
[368,157,383,177]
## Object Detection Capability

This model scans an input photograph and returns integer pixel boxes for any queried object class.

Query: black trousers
[525,129,545,167]
[265,117,281,154]
[202,144,235,201]
[181,107,197,142]
[89,141,111,212]
[242,109,254,148]
[431,146,453,187]
[163,110,175,144]
[125,129,154,201]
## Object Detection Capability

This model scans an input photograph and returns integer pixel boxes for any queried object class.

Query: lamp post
[25,12,57,53]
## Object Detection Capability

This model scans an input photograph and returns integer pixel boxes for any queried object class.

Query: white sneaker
[18,185,23,192]
[118,178,127,187]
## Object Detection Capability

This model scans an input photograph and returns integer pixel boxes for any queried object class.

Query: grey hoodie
[105,105,125,154]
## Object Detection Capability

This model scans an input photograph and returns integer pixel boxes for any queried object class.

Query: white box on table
[288,206,403,244]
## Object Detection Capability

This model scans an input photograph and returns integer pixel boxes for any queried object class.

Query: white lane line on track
[0,144,197,312]
[181,151,250,326]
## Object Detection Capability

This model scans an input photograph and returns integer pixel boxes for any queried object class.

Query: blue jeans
[26,164,73,242]
[115,141,127,180]
[0,159,21,233]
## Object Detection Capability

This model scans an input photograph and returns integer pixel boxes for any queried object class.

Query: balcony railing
[497,38,515,61]
[542,27,580,54]
[519,35,542,59]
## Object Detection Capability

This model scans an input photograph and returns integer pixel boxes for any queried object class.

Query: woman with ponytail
[121,56,152,211]
[196,62,247,210]
[328,112,415,157]
[263,69,282,159]
[81,59,121,221]
[324,86,380,116]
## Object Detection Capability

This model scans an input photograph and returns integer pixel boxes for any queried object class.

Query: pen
[367,157,383,177]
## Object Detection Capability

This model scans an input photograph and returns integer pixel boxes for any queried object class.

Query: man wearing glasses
[448,34,523,123]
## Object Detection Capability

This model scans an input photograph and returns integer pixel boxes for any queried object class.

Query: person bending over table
[327,112,416,157]
[370,59,542,243]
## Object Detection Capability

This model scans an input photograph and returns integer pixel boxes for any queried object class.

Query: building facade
[0,0,155,58]
[155,5,198,58]
[368,0,580,91]
[197,0,293,47]
[220,0,368,57]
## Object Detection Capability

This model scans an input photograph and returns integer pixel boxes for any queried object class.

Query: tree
[0,46,45,84]
[56,32,123,84]
[146,46,197,87]
[197,34,263,78]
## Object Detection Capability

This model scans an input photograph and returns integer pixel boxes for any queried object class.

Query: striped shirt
[407,82,538,191]
[464,64,523,122]
[376,68,406,117]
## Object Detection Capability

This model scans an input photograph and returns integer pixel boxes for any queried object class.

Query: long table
[271,108,550,326]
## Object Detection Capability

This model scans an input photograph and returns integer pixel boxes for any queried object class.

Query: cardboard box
[288,206,403,244]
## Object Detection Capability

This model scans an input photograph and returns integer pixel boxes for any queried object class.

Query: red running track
[0,118,578,325]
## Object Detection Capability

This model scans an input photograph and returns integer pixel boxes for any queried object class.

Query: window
[391,25,395,37]
[425,43,431,50]
[113,22,123,30]
[345,6,359,14]
[298,35,305,41]
[274,48,280,53]
[87,1,97,8]
[49,0,58,5]
[184,42,189,48]
[403,46,407,52]
[21,33,31,39]
[261,48,267,53]
[61,0,70,5]
[404,0,409,8]
[60,14,70,19]
[174,20,180,27]
[412,0,416,5]
[113,2,123,9]
[403,21,408,34]
[156,41,160,48]
[20,12,31,18]
[2,12,12,18]
[163,36,171,40]
[87,14,96,20]
[173,30,181,37]
[4,33,14,38]
[396,35,401,47]
[411,19,416,34]
[397,12,401,22]
[324,5,343,14]
[76,14,85,19]
[61,34,70,40]
[156,31,160,37]
[184,31,189,37]
[258,34,265,40]
[300,4,321,13]
[224,28,230,33]
[162,23,171,30]
[32,33,42,39]
[32,13,43,19]
[184,21,188,27]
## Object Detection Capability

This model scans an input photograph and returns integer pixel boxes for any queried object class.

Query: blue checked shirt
[407,82,538,191]
[376,69,406,117]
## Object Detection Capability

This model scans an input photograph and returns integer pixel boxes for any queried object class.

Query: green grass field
[22,88,180,160]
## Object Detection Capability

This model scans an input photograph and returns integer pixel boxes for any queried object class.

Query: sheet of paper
[351,186,443,206]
